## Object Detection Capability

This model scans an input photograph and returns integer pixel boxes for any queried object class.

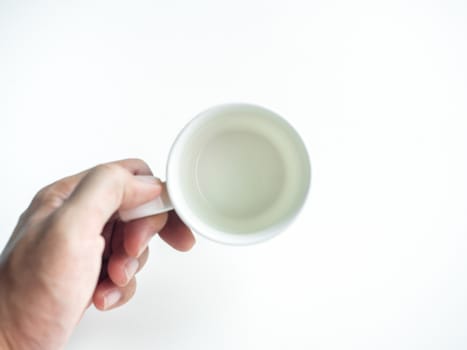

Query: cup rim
[165,103,311,245]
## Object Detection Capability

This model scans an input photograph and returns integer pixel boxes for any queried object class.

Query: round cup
[120,103,311,245]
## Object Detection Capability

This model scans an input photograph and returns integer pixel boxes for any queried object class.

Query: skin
[0,159,195,349]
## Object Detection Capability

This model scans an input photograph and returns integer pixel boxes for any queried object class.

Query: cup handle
[119,179,174,222]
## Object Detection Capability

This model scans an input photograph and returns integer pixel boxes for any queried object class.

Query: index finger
[24,159,154,227]
[50,158,154,198]
[51,160,161,238]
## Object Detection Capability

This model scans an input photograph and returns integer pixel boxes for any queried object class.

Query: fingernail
[125,257,139,282]
[136,175,161,186]
[104,289,122,309]
[137,235,153,257]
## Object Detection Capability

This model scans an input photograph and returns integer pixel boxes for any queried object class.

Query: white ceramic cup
[119,103,311,245]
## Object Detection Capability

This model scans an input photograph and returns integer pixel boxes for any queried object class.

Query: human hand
[0,159,195,349]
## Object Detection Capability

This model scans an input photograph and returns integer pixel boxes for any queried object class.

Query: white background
[1,0,467,349]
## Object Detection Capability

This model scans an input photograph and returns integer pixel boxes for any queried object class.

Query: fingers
[108,158,154,176]
[26,159,154,224]
[57,162,161,238]
[93,277,137,311]
[33,159,153,208]
[104,211,194,292]
[123,214,168,257]
[159,211,195,251]
[106,215,168,289]
[107,247,150,287]
[95,246,149,311]
[102,216,119,259]
[93,210,194,313]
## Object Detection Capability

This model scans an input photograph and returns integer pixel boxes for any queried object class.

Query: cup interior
[167,104,310,245]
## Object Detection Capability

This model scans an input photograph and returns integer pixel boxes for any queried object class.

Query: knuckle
[123,158,150,170]
[93,163,127,186]
[31,186,63,211]
[126,158,147,166]
[33,185,52,203]
[94,163,124,176]
[92,163,128,204]
[17,208,30,224]
[51,179,73,196]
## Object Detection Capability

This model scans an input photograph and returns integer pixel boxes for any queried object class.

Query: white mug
[120,103,311,245]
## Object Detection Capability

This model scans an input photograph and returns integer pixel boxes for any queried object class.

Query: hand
[0,159,195,350]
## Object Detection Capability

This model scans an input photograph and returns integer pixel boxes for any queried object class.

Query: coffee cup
[119,103,310,245]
